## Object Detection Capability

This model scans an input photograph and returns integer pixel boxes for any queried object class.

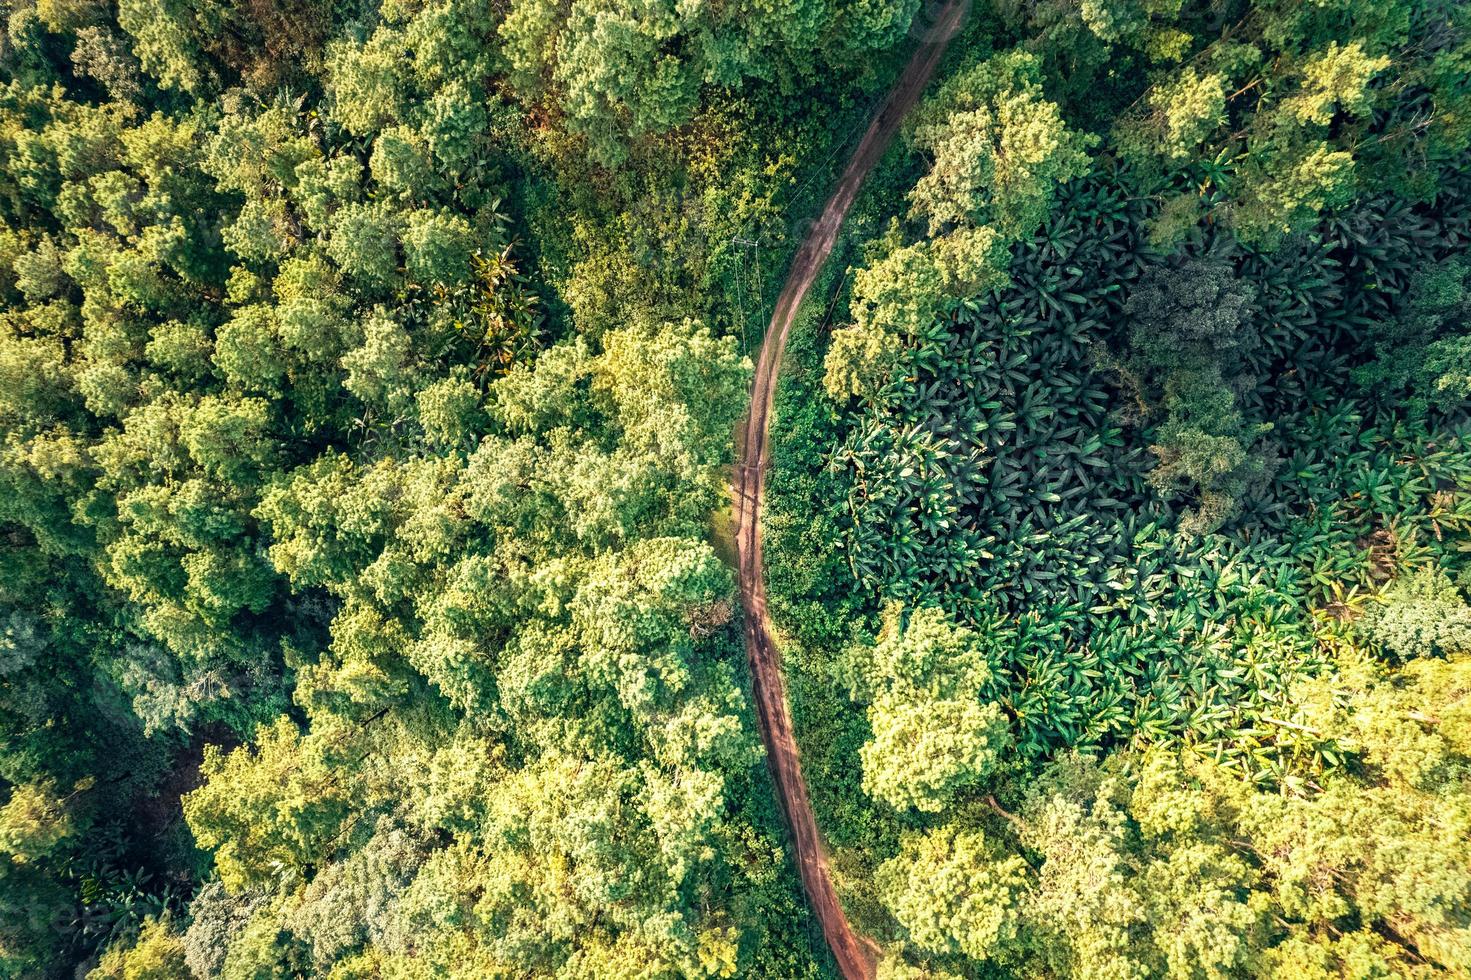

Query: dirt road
[732,3,969,977]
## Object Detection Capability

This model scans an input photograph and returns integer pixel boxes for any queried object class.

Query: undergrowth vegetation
[823,169,1471,772]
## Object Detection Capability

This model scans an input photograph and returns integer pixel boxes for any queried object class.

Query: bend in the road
[731,4,970,978]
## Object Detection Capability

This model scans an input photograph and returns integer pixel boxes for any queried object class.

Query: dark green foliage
[1123,257,1274,533]
[1358,258,1471,414]
[787,165,1471,773]
[1127,260,1260,368]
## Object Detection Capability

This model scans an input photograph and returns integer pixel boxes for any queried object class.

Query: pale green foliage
[878,824,1030,961]
[822,319,903,402]
[1419,335,1471,404]
[386,749,748,977]
[183,716,354,892]
[1191,649,1471,969]
[1357,568,1471,661]
[401,209,473,286]
[218,901,312,980]
[1118,67,1227,162]
[198,289,771,974]
[594,317,748,473]
[272,251,351,362]
[848,240,943,337]
[420,80,489,173]
[1079,0,1183,46]
[909,51,1095,239]
[857,605,1011,812]
[257,452,412,594]
[71,25,144,102]
[415,372,485,451]
[1125,829,1262,974]
[11,1,1471,977]
[88,917,189,980]
[1149,373,1274,536]
[13,236,62,301]
[0,780,72,863]
[0,777,84,974]
[177,394,273,484]
[1017,755,1155,978]
[371,126,435,201]
[213,305,285,391]
[871,647,1471,976]
[825,241,941,401]
[222,198,293,262]
[342,309,415,411]
[324,32,408,136]
[550,0,699,161]
[874,959,964,980]
[116,0,204,94]
[296,600,418,719]
[489,337,593,434]
[863,697,1010,812]
[328,202,401,290]
[1281,41,1391,128]
[1233,143,1357,241]
[33,0,107,36]
[571,537,732,715]
[929,223,1010,294]
[0,320,71,423]
[1258,929,1432,980]
[145,317,212,382]
[412,733,505,835]
[294,155,365,233]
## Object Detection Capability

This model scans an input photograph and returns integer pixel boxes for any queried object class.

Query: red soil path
[732,4,970,976]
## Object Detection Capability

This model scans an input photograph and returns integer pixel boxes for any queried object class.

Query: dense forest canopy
[1,0,1470,978]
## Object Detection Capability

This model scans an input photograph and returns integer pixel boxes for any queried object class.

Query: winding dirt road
[733,3,969,977]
